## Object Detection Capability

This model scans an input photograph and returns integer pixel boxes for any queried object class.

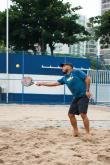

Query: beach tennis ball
[16,64,20,68]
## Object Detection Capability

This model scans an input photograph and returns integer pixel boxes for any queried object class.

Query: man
[36,63,91,138]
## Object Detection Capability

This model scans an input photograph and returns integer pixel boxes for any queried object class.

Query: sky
[63,0,101,18]
[0,0,101,18]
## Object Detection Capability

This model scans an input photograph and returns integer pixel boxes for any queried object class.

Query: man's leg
[68,113,79,137]
[80,113,90,134]
[78,96,90,135]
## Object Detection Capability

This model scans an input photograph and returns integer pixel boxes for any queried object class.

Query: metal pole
[84,41,86,56]
[97,38,100,57]
[22,51,25,104]
[64,55,66,104]
[96,55,98,103]
[6,0,9,103]
[95,38,100,103]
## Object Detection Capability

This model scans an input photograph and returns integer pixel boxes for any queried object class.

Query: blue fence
[0,52,90,104]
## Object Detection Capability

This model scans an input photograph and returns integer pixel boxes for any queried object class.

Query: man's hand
[85,76,91,98]
[86,91,91,98]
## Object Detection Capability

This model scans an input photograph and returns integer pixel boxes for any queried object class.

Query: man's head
[60,63,73,74]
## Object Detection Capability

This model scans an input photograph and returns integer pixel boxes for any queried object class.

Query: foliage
[0,0,89,55]
[88,11,110,48]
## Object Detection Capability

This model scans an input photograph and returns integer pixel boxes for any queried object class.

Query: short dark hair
[60,63,73,68]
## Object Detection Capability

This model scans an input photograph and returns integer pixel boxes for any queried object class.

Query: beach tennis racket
[21,77,35,87]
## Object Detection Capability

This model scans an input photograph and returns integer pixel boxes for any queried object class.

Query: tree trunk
[41,40,46,55]
[50,47,54,56]
[49,43,55,56]
[40,38,46,55]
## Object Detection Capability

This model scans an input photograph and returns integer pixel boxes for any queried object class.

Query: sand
[0,104,110,165]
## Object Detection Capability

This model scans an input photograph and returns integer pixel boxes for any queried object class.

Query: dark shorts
[68,95,89,115]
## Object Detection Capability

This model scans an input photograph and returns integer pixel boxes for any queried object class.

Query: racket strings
[21,77,34,87]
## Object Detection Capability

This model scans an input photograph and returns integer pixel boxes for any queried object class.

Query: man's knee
[80,113,87,120]
[68,113,75,119]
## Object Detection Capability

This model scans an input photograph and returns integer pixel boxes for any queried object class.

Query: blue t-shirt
[58,70,87,99]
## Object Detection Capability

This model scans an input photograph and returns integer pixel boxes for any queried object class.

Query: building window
[102,0,110,4]
[102,3,110,8]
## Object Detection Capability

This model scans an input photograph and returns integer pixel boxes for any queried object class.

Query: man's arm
[36,81,61,87]
[85,76,91,98]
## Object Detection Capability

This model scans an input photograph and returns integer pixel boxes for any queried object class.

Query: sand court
[0,104,110,165]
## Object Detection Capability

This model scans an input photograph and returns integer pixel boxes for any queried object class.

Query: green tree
[98,10,110,48]
[88,11,110,48]
[0,41,5,51]
[0,11,6,49]
[88,11,110,69]
[0,0,89,55]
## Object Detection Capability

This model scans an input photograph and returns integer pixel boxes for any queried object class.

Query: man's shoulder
[71,69,79,74]
[72,69,85,74]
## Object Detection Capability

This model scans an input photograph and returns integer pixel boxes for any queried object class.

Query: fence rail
[0,52,110,105]
[0,69,110,105]
[88,70,110,84]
